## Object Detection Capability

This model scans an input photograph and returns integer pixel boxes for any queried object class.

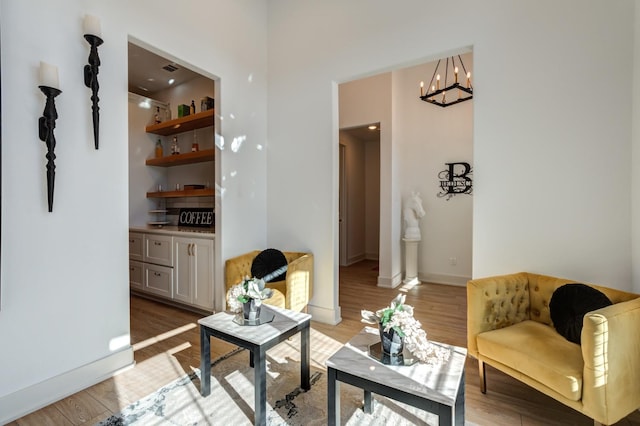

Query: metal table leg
[301,324,310,390]
[328,367,340,426]
[254,346,267,426]
[200,326,211,396]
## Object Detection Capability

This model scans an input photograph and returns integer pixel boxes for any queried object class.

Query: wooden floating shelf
[145,109,214,136]
[146,188,214,198]
[145,149,215,167]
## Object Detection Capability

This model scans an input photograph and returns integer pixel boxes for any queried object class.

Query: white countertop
[129,225,215,239]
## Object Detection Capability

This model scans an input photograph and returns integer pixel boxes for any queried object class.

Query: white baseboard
[0,346,134,424]
[420,272,470,287]
[377,272,403,288]
[345,253,366,266]
[307,303,342,325]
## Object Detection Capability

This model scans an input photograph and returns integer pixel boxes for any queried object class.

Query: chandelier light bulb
[420,81,424,97]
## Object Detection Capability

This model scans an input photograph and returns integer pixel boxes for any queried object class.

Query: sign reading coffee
[178,208,214,228]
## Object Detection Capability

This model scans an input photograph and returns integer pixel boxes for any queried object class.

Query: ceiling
[128,43,202,97]
[342,123,381,143]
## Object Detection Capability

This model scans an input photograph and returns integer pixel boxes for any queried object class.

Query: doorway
[338,124,381,267]
[337,52,473,291]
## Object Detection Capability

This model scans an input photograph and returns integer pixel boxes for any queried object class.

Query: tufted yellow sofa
[225,250,313,313]
[467,272,640,426]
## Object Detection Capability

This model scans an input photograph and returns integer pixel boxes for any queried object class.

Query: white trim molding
[0,347,134,424]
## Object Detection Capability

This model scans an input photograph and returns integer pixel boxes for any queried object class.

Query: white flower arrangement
[226,276,274,313]
[361,294,451,366]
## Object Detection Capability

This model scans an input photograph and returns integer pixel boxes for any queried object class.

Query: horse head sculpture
[403,191,426,240]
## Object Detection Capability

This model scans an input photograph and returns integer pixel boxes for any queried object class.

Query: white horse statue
[403,191,426,240]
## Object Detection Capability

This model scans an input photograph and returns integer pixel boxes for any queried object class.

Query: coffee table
[326,327,466,425]
[198,305,311,426]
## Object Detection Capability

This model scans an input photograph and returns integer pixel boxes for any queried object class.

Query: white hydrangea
[362,293,451,365]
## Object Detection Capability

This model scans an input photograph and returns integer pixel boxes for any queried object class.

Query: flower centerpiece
[361,294,451,366]
[227,276,274,321]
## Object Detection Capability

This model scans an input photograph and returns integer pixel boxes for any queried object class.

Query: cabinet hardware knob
[154,272,161,277]
[154,241,161,246]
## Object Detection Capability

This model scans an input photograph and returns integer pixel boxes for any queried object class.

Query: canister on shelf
[192,132,199,152]
[171,136,180,155]
[155,139,163,158]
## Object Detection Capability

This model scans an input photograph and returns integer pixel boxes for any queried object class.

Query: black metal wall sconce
[83,14,103,150]
[38,61,62,212]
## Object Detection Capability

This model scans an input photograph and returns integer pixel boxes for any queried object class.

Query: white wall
[395,58,473,285]
[268,0,637,325]
[0,0,268,422]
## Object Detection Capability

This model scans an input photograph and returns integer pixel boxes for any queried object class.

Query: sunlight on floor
[132,322,197,351]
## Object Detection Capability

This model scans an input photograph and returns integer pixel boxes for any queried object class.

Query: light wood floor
[10,260,640,425]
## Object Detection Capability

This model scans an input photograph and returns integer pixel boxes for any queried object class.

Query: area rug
[95,342,443,425]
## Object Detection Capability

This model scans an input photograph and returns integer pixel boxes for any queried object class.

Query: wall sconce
[83,14,103,150]
[38,61,62,212]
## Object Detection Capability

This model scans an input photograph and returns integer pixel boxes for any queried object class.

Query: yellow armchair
[467,272,640,426]
[225,250,313,312]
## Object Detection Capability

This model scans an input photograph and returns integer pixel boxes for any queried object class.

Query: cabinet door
[144,234,173,266]
[129,232,143,261]
[144,263,173,298]
[173,238,193,304]
[129,260,143,290]
[192,238,214,310]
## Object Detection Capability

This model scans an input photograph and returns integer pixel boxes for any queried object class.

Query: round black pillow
[251,248,288,282]
[549,283,612,344]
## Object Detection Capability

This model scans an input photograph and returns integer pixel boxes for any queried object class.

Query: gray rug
[96,343,442,425]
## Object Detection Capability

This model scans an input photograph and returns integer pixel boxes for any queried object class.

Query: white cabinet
[129,232,143,261]
[129,260,144,291]
[173,236,214,310]
[144,263,173,298]
[144,234,173,266]
[129,229,215,312]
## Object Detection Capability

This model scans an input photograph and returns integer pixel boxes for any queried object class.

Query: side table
[199,305,311,426]
[326,327,466,425]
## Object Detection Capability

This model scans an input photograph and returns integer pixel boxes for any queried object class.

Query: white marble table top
[326,327,467,406]
[198,305,311,346]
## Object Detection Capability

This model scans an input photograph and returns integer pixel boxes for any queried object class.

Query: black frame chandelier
[419,55,473,107]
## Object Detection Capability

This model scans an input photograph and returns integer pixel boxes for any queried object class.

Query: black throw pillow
[549,283,612,344]
[251,248,288,282]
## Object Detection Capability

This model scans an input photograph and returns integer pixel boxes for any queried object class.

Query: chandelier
[419,55,473,107]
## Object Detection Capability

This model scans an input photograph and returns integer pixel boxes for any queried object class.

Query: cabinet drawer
[129,260,143,290]
[144,263,173,298]
[129,232,143,261]
[144,234,173,266]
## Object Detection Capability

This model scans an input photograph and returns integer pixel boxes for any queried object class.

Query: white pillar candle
[83,14,102,38]
[39,61,59,90]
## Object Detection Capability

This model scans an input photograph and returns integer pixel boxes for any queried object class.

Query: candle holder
[38,85,62,212]
[84,33,103,149]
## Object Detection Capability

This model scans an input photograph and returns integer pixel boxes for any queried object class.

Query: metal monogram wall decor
[438,162,473,200]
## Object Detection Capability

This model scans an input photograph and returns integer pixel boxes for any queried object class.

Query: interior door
[339,143,347,266]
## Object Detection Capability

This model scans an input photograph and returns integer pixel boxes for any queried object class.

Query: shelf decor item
[83,14,103,149]
[361,294,451,365]
[38,61,62,212]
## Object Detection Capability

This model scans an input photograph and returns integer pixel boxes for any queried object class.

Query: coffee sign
[178,208,214,228]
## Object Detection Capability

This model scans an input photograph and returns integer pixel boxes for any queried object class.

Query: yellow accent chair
[467,272,640,426]
[225,250,313,312]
